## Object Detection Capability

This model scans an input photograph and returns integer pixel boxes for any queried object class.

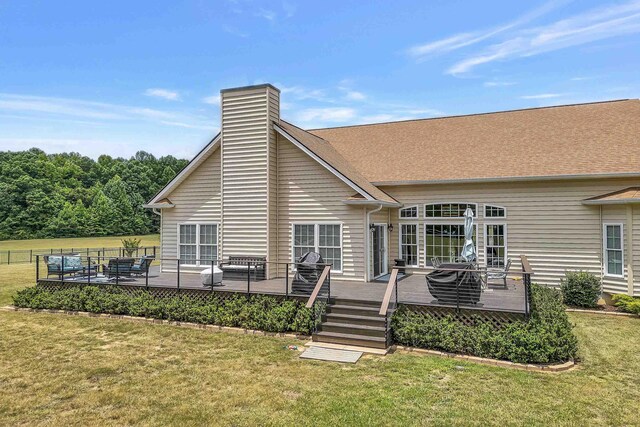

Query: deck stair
[312,298,389,349]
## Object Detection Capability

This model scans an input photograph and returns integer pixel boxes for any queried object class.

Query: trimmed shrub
[612,294,640,315]
[391,284,578,364]
[12,286,317,335]
[560,271,601,308]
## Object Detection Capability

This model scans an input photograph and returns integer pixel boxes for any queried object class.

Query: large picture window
[425,203,476,218]
[178,223,218,266]
[399,224,419,266]
[604,224,623,277]
[485,224,506,267]
[292,224,342,271]
[425,224,475,263]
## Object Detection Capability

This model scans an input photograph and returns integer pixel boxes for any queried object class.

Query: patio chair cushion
[47,255,82,271]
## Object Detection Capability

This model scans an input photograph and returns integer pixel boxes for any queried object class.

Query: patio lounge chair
[431,257,442,267]
[486,258,512,289]
[102,258,136,278]
[45,254,87,278]
[130,256,154,276]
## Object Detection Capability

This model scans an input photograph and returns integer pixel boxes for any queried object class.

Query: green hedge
[391,284,578,364]
[612,294,640,315]
[13,286,320,335]
[560,271,601,308]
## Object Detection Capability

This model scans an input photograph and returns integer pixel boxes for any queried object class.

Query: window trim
[424,222,477,265]
[399,222,420,267]
[398,205,419,219]
[424,202,478,219]
[176,222,219,267]
[484,223,507,267]
[603,223,624,278]
[291,222,343,273]
[484,204,507,219]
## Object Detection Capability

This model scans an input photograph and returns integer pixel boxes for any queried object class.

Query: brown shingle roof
[584,187,640,204]
[275,120,398,205]
[308,100,640,184]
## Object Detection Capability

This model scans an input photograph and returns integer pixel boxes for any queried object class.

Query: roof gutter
[582,199,640,205]
[343,199,401,207]
[372,172,640,187]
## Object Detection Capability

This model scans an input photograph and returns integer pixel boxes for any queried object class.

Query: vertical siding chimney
[220,84,280,265]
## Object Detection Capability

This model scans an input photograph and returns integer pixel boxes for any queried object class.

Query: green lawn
[1,238,640,426]
[0,234,159,251]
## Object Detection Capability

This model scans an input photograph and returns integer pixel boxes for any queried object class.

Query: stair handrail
[305,265,332,308]
[379,268,400,316]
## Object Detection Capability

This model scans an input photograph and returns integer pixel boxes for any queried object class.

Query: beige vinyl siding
[381,178,640,294]
[221,87,277,259]
[161,148,221,271]
[276,133,365,280]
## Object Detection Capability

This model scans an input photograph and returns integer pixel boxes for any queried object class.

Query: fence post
[7,250,9,265]
[153,246,157,258]
[247,261,251,295]
[35,255,40,282]
[30,249,33,264]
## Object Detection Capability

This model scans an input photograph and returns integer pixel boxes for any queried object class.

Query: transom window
[604,224,623,277]
[178,223,218,266]
[292,224,342,271]
[399,224,419,266]
[425,203,477,219]
[399,205,418,219]
[485,224,506,267]
[425,224,476,263]
[485,205,506,218]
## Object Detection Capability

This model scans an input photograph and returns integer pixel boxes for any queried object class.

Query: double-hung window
[485,224,506,267]
[399,224,419,266]
[292,224,342,271]
[178,223,218,266]
[604,224,623,277]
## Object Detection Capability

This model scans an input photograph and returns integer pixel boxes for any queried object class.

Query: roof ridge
[306,98,636,132]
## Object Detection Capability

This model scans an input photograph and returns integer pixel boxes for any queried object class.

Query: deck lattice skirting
[401,303,526,328]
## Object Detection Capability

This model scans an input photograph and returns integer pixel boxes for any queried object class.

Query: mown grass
[0,234,159,251]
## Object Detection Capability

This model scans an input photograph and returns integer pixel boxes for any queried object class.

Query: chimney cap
[220,83,280,94]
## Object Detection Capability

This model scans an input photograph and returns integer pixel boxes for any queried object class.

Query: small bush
[612,294,640,315]
[560,271,601,308]
[13,286,317,335]
[391,284,578,364]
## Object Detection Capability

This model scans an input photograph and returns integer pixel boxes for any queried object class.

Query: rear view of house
[145,83,640,298]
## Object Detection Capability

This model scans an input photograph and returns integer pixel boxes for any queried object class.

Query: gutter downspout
[365,204,384,282]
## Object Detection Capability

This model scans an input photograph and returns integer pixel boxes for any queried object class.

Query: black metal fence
[0,246,158,265]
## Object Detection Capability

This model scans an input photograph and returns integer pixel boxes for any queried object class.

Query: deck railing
[1,246,158,265]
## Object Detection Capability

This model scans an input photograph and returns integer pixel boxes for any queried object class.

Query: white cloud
[407,1,560,60]
[202,95,221,106]
[446,0,640,75]
[279,85,328,101]
[344,90,366,101]
[296,107,356,123]
[222,25,249,38]
[484,80,517,87]
[144,88,180,101]
[256,8,276,21]
[520,93,563,99]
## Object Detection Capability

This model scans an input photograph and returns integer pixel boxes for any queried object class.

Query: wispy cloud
[484,80,517,87]
[202,94,221,106]
[570,76,595,81]
[446,1,640,75]
[144,88,180,101]
[0,93,215,131]
[222,25,249,38]
[256,8,276,21]
[279,85,328,102]
[520,93,564,99]
[295,107,356,125]
[407,1,560,60]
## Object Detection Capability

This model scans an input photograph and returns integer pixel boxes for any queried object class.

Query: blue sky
[1,0,639,159]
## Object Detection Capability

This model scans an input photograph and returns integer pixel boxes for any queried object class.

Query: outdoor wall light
[388,223,394,232]
[369,224,376,232]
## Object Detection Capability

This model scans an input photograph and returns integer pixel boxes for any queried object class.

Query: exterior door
[372,224,387,278]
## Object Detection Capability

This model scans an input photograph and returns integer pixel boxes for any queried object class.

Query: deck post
[455,270,460,312]
[177,260,181,291]
[285,263,289,298]
[87,256,91,285]
[115,258,120,286]
[35,255,40,282]
[327,268,331,301]
[247,261,251,295]
[394,274,398,305]
[61,256,65,283]
[145,261,149,290]
[211,260,215,291]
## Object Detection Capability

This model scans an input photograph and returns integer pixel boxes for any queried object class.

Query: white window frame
[177,222,219,267]
[399,205,419,219]
[291,222,343,273]
[484,223,507,267]
[603,223,624,278]
[399,223,419,267]
[484,204,507,219]
[424,202,478,219]
[424,222,477,264]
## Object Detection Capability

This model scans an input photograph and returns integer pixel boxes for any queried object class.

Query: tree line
[0,148,188,240]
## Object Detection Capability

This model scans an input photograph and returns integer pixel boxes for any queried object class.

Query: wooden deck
[38,266,526,313]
